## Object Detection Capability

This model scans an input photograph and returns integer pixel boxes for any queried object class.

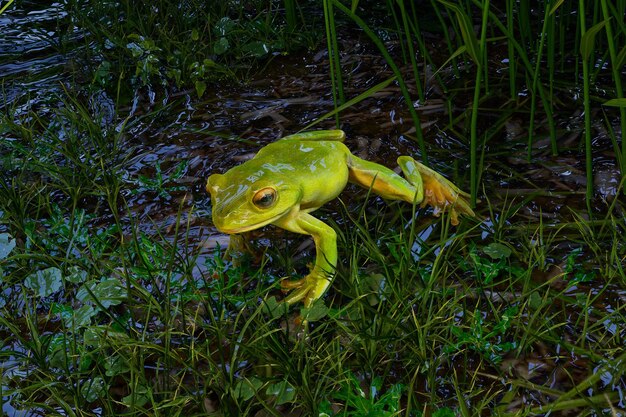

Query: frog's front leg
[273,210,337,308]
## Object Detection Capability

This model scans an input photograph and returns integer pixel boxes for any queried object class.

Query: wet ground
[1,2,625,416]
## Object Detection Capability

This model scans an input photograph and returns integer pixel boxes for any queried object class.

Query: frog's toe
[281,272,331,307]
[280,277,307,290]
[280,276,316,306]
[421,177,475,223]
[450,207,460,226]
[282,286,311,306]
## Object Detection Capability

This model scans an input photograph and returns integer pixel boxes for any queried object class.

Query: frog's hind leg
[397,156,475,225]
[346,154,424,203]
[347,154,474,225]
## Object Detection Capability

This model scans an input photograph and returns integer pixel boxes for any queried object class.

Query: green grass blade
[549,0,566,15]
[579,0,594,217]
[603,98,626,107]
[0,0,14,14]
[431,45,467,78]
[397,0,425,102]
[330,0,427,161]
[601,0,626,192]
[580,20,608,60]
[616,44,626,68]
[301,76,397,131]
[506,0,516,98]
[284,0,297,33]
[528,2,559,157]
[323,0,345,126]
[437,0,481,65]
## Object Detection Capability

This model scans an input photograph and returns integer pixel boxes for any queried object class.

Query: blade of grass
[528,2,560,159]
[323,0,344,127]
[0,0,13,14]
[474,0,490,208]
[330,0,427,162]
[436,0,486,207]
[505,0,516,98]
[300,76,397,131]
[284,0,297,33]
[603,98,626,107]
[579,9,608,217]
[470,0,557,165]
[600,0,626,191]
[430,0,460,78]
[397,0,425,103]
[407,1,449,93]
[437,0,481,65]
[530,346,626,412]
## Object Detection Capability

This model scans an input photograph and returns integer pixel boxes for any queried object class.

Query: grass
[3,103,624,413]
[2,0,626,416]
[322,0,626,206]
[79,0,319,96]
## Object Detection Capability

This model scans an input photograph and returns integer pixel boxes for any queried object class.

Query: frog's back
[254,139,351,176]
[255,139,351,209]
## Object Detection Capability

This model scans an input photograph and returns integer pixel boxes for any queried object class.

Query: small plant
[129,160,189,200]
[65,0,318,98]
[319,373,404,417]
[466,242,523,285]
[445,306,519,364]
[563,247,595,287]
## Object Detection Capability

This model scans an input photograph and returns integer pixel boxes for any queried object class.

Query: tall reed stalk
[579,0,610,216]
[528,2,559,158]
[329,0,428,160]
[600,0,626,186]
[579,0,593,216]
[396,0,425,103]
[323,0,345,127]
[0,0,13,14]
[322,0,623,207]
[284,0,297,33]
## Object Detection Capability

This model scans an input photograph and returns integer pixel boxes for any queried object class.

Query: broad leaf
[301,299,329,322]
[195,80,207,98]
[482,242,512,259]
[266,380,295,405]
[581,20,607,61]
[242,41,270,57]
[24,267,63,297]
[77,278,126,308]
[233,377,263,401]
[0,233,16,260]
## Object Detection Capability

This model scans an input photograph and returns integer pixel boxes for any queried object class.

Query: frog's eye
[252,187,277,209]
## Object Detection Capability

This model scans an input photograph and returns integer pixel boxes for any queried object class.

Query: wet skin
[207,130,475,309]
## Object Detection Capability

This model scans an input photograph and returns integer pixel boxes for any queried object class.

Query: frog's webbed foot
[420,173,474,225]
[280,269,332,308]
[398,156,475,225]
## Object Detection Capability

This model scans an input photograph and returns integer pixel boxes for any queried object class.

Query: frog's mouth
[218,209,290,234]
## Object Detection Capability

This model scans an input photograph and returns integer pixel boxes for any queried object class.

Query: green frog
[207,130,474,309]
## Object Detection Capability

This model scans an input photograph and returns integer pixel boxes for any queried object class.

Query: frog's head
[207,168,301,234]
